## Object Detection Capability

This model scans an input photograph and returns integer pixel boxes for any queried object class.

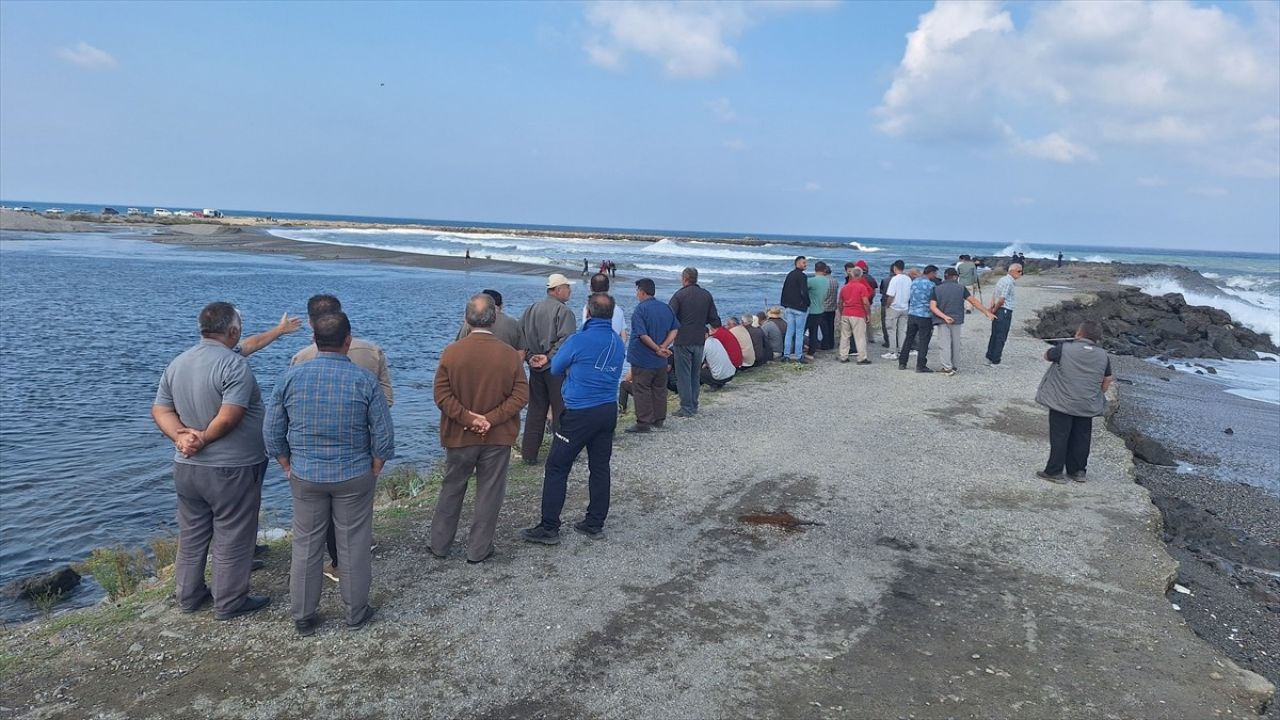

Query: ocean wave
[1122,274,1279,342]
[640,238,785,262]
[269,234,558,267]
[632,262,786,277]
[849,241,883,253]
[1147,355,1280,406]
[1081,255,1113,263]
[997,242,1058,260]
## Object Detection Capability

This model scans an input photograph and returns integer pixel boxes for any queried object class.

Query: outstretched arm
[237,313,302,356]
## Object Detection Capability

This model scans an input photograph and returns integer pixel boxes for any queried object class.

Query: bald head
[465,293,497,328]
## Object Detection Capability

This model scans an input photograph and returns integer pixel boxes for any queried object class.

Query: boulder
[1124,431,1177,466]
[0,566,81,600]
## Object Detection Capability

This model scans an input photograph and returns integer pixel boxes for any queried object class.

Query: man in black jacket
[668,267,719,417]
[779,256,810,363]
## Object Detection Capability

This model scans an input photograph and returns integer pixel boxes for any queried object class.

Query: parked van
[202,209,223,218]
[152,208,173,217]
[126,208,142,216]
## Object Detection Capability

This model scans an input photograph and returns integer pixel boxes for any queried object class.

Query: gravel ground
[2,277,1273,719]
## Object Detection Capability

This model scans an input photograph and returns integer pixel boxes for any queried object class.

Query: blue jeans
[783,307,807,359]
[539,402,617,531]
[673,343,704,413]
[986,308,1013,364]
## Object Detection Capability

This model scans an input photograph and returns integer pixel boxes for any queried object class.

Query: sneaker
[672,408,695,418]
[881,352,898,360]
[857,359,872,365]
[323,562,340,583]
[940,368,957,376]
[1035,470,1068,485]
[214,594,270,621]
[1068,471,1087,483]
[839,358,850,363]
[250,559,265,572]
[796,357,809,365]
[624,423,652,434]
[520,526,561,545]
[347,605,377,631]
[572,520,604,539]
[985,361,1004,368]
[295,616,321,637]
[467,546,497,564]
[652,419,665,429]
[916,367,934,373]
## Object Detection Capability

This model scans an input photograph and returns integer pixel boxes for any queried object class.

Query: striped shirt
[264,352,394,483]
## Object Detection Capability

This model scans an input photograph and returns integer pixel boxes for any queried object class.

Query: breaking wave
[1122,274,1279,342]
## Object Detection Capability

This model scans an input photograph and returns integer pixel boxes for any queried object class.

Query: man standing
[929,268,996,376]
[818,263,839,352]
[668,267,719,417]
[521,293,626,544]
[955,255,978,313]
[582,273,627,339]
[519,274,578,463]
[265,311,394,635]
[805,263,830,358]
[838,265,874,364]
[626,278,678,434]
[454,289,524,350]
[883,260,911,360]
[878,265,893,347]
[899,265,940,373]
[293,295,393,407]
[432,294,529,562]
[779,256,809,363]
[292,294,394,583]
[152,302,270,621]
[1035,322,1113,484]
[985,263,1022,368]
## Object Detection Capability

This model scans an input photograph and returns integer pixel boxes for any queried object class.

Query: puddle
[737,511,821,532]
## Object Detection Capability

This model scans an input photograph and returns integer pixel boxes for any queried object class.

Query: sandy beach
[1,268,1273,718]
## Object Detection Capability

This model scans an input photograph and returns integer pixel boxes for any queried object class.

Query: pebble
[128,643,142,653]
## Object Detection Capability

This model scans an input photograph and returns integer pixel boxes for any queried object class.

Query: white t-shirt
[582,303,626,337]
[887,274,912,312]
[703,337,736,381]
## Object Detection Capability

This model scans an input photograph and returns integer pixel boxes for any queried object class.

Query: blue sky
[1,0,1277,252]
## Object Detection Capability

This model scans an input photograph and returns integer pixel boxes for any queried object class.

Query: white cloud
[803,181,822,192]
[584,1,833,78]
[1136,175,1168,187]
[707,97,739,123]
[55,42,118,70]
[876,1,1280,175]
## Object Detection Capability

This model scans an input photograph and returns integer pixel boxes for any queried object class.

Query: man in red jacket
[708,319,743,369]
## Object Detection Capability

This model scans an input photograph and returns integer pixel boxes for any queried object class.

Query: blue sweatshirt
[551,317,625,410]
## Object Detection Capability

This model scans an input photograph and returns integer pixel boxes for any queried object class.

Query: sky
[1,0,1278,253]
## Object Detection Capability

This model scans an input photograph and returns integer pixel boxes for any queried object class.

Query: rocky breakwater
[1030,286,1279,360]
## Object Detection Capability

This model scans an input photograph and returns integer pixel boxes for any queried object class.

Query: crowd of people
[151,251,1113,636]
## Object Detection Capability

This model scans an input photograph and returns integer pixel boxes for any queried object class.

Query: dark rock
[1166,365,1177,371]
[1264,356,1277,362]
[0,565,81,600]
[1224,428,1234,435]
[1124,431,1177,466]
[1205,366,1217,375]
[1160,377,1170,382]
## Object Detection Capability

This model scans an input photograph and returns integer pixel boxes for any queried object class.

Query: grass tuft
[84,546,148,600]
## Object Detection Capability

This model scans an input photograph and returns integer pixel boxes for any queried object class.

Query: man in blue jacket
[521,293,627,544]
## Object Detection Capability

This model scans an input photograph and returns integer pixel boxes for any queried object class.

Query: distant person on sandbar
[431,294,529,563]
[985,263,1022,368]
[668,266,719,417]
[518,273,577,464]
[779,256,810,363]
[1035,321,1113,484]
[625,278,678,434]
[1057,252,1064,268]
[521,292,625,544]
[582,259,589,276]
[151,301,269,621]
[265,311,393,635]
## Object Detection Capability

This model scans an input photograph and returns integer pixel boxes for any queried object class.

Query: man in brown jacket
[431,294,530,563]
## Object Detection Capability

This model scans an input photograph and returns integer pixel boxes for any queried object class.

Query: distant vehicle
[15,206,34,212]
[175,210,196,217]
[202,209,223,218]
[44,208,65,215]
[126,207,142,216]
[152,208,173,217]
[102,207,119,215]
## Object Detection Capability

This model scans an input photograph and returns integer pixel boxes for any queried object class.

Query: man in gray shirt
[152,301,270,621]
[929,268,996,376]
[454,288,524,350]
[519,273,578,464]
[1035,321,1114,483]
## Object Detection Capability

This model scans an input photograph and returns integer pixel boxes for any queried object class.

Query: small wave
[997,242,1057,260]
[849,241,883,253]
[632,262,786,277]
[640,238,785,262]
[270,234,558,267]
[1081,255,1113,263]
[1123,274,1279,342]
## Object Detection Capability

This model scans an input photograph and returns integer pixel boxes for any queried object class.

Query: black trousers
[1045,409,1093,476]
[899,315,934,369]
[986,308,1013,365]
[805,314,823,354]
[820,311,836,350]
[521,369,565,462]
[540,402,616,531]
[699,366,734,389]
[880,303,889,346]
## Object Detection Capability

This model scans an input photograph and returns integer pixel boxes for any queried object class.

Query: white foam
[1081,255,1113,263]
[849,241,883,253]
[271,234,557,266]
[1146,353,1280,406]
[632,262,785,277]
[998,242,1057,260]
[1122,274,1279,343]
[640,238,784,262]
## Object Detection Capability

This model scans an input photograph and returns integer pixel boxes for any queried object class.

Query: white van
[152,208,173,217]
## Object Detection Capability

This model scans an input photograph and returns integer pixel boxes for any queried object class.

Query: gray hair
[465,293,497,328]
[1009,263,1023,273]
[851,267,864,278]
[198,301,241,336]
[681,267,698,284]
[741,314,754,325]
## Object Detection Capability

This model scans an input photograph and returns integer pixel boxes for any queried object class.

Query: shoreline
[0,268,1273,716]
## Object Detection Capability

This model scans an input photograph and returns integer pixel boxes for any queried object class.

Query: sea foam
[1122,274,1279,343]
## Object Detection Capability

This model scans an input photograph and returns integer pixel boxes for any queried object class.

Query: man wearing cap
[151,301,270,621]
[762,307,785,360]
[455,289,524,350]
[519,274,578,464]
[668,267,720,418]
[929,267,996,376]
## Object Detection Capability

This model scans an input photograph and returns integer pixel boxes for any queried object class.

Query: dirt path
[2,278,1272,719]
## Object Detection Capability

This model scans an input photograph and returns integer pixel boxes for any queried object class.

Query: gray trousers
[630,366,669,428]
[290,471,376,625]
[885,307,908,353]
[431,445,511,562]
[173,461,265,616]
[938,324,963,370]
